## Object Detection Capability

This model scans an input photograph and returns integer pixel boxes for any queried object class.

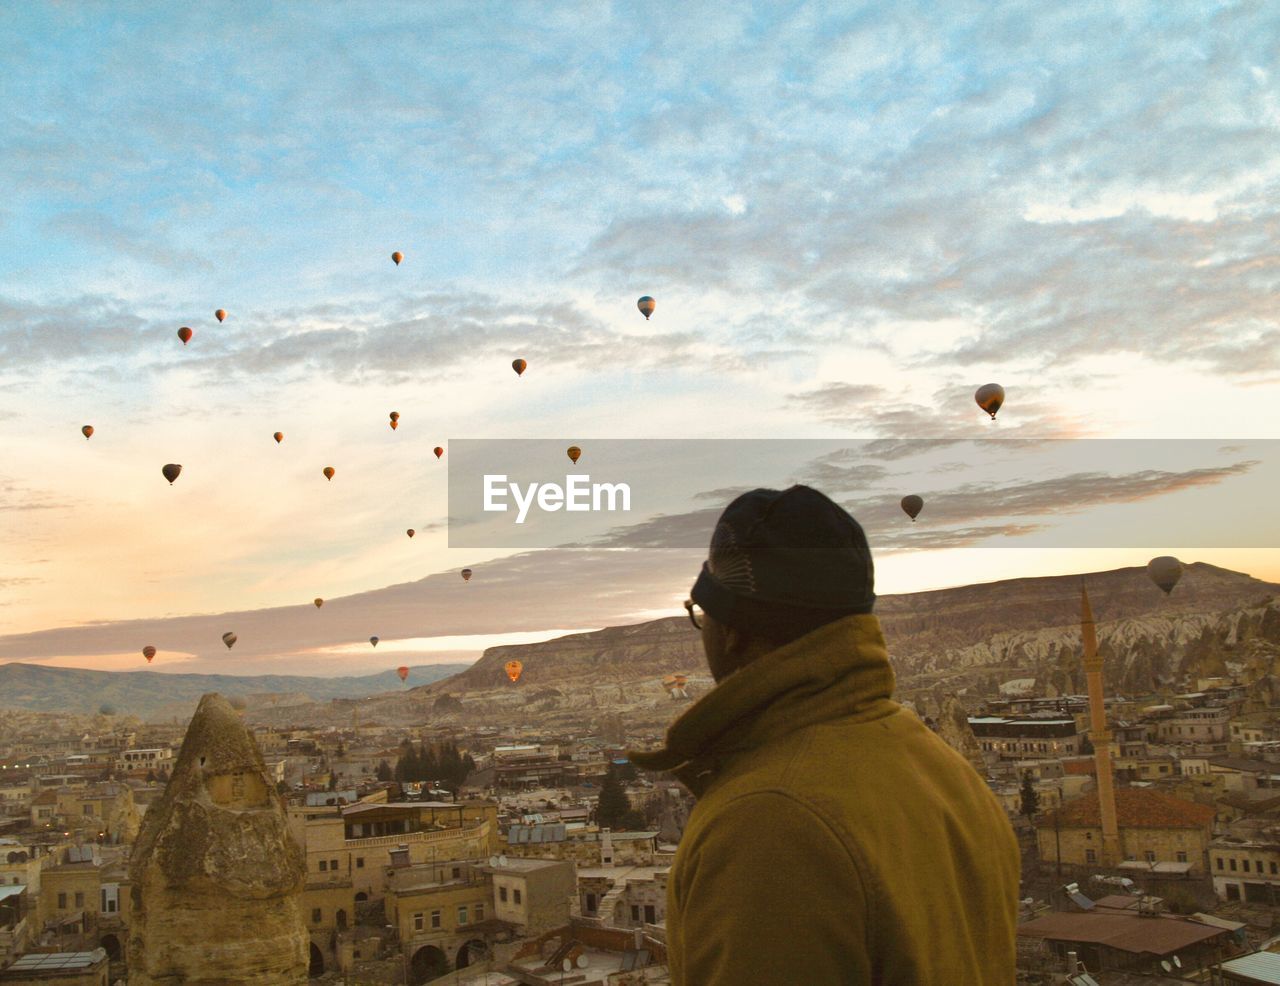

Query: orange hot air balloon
[214,309,226,322]
[637,296,656,320]
[505,660,523,683]
[460,568,473,582]
[222,631,237,649]
[406,529,415,538]
[370,636,379,647]
[397,665,409,683]
[389,411,399,430]
[162,463,182,485]
[567,445,582,464]
[900,495,924,521]
[391,251,403,266]
[273,431,283,444]
[177,326,193,345]
[975,383,1005,419]
[433,446,444,459]
[314,598,324,608]
[323,466,335,481]
[81,425,94,440]
[512,358,527,377]
[142,646,156,663]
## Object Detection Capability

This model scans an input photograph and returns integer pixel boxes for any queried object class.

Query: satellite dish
[562,959,573,972]
[1161,961,1172,973]
[576,954,589,969]
[488,855,498,867]
[497,854,507,867]
[1173,956,1182,968]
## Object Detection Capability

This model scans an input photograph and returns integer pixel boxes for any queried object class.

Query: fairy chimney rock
[128,693,307,984]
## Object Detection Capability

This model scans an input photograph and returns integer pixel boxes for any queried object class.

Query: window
[58,892,67,909]
[1244,859,1251,872]
[499,886,508,903]
[457,905,468,925]
[83,804,94,815]
[1272,862,1278,876]
[645,904,656,923]
[631,905,640,921]
[74,892,84,908]
[413,913,424,932]
[513,889,522,905]
[356,857,364,869]
[431,910,441,929]
[475,904,484,921]
[319,860,328,872]
[1177,851,1187,864]
[1231,858,1238,871]
[453,867,461,879]
[1145,851,1156,864]
[330,858,338,871]
[1216,857,1224,870]
[1085,849,1096,864]
[312,908,322,924]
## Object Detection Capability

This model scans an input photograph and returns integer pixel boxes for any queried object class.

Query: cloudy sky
[2,3,1278,675]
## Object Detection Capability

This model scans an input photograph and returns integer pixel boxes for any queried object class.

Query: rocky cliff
[128,693,308,985]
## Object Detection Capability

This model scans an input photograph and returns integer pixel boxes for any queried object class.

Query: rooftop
[2,950,106,971]
[1018,912,1227,956]
[1040,789,1216,831]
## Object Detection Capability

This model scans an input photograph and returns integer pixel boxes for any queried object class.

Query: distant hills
[0,663,470,719]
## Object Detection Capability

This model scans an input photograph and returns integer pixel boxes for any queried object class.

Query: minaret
[1081,584,1121,866]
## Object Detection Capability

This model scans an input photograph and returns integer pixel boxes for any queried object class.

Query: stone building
[128,693,308,985]
[0,949,110,986]
[477,857,576,936]
[1036,788,1216,874]
[384,860,495,982]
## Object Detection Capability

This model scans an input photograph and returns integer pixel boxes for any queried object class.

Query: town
[3,570,1280,984]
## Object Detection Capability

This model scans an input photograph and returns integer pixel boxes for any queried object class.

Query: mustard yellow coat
[630,615,1019,985]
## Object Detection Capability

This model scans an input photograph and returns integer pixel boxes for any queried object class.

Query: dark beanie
[691,485,875,641]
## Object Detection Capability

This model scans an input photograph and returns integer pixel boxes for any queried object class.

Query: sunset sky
[2,3,1278,675]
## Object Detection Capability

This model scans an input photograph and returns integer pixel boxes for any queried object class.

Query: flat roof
[1220,951,1280,985]
[0,884,26,902]
[4,950,104,971]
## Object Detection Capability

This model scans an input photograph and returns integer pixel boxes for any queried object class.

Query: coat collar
[629,614,897,796]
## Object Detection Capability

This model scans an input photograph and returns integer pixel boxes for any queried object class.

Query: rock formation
[128,693,307,984]
[932,693,987,773]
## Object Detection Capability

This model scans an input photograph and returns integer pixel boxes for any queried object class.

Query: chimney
[601,827,614,867]
[1081,585,1121,867]
[1066,950,1079,973]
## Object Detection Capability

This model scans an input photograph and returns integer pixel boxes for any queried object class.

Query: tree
[1079,734,1094,755]
[375,760,393,782]
[595,763,631,830]
[1019,770,1041,823]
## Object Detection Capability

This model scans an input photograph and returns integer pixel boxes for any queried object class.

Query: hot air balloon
[177,326,193,345]
[397,666,409,683]
[433,446,444,459]
[512,358,527,377]
[900,495,924,521]
[214,309,226,322]
[637,296,656,320]
[273,432,283,444]
[391,251,403,266]
[406,529,415,538]
[81,425,94,440]
[505,660,523,683]
[975,383,1005,420]
[1147,556,1183,595]
[99,703,116,717]
[323,466,335,481]
[314,598,323,608]
[389,411,399,431]
[460,568,473,582]
[567,445,582,464]
[162,463,182,485]
[370,636,379,647]
[142,645,156,663]
[222,632,237,649]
